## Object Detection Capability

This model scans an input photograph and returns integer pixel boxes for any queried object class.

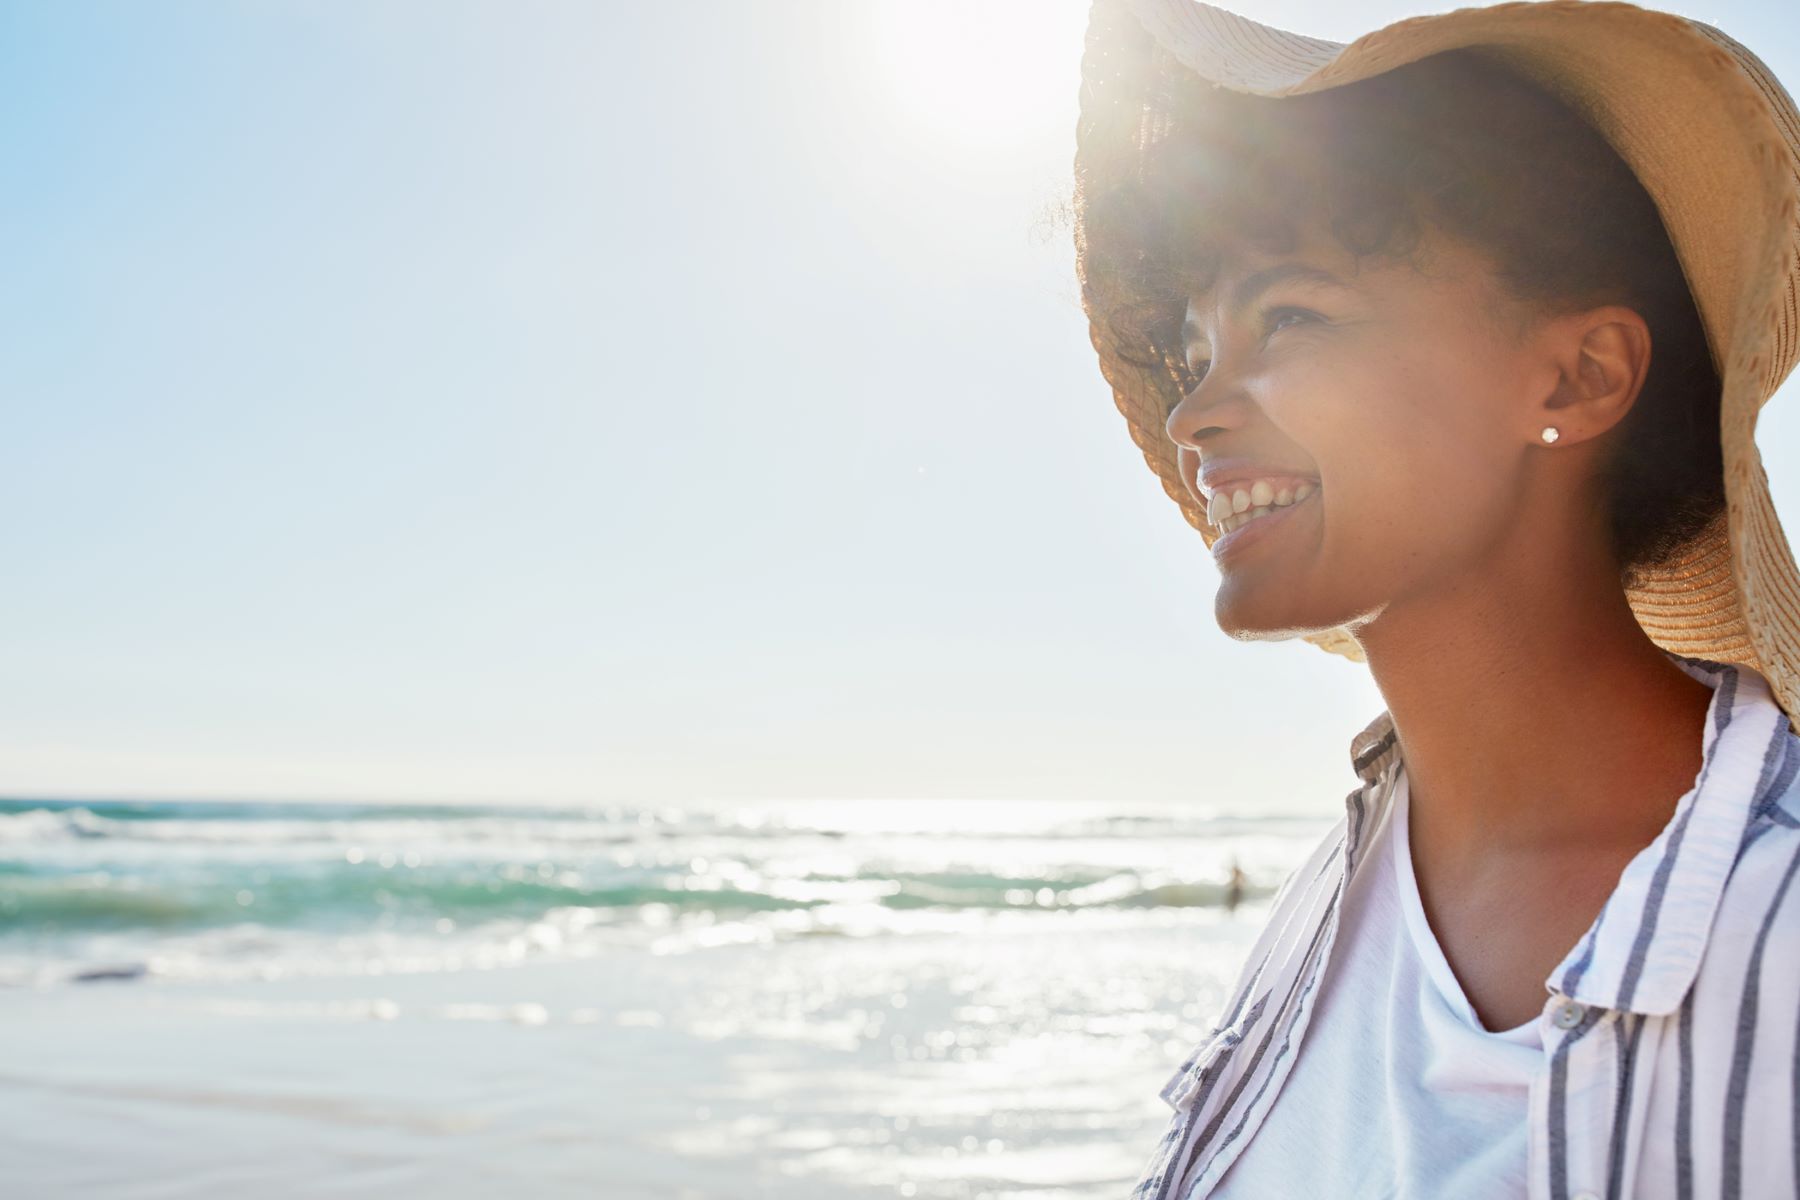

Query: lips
[1197,457,1320,499]
[1209,479,1316,533]
[1208,482,1320,559]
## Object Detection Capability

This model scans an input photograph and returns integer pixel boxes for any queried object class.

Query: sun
[862,0,1091,152]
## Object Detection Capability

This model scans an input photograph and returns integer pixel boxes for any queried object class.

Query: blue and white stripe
[1133,652,1800,1199]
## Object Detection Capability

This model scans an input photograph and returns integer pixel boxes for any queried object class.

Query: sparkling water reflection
[0,796,1330,1197]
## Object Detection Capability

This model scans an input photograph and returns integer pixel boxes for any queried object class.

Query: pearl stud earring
[1541,426,1561,444]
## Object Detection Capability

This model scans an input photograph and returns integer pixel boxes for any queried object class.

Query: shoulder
[1209,810,1350,1024]
[1676,739,1800,1162]
[1704,731,1800,983]
[1723,725,1800,904]
[1271,809,1350,911]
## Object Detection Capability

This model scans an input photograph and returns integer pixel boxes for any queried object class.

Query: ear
[1538,305,1652,444]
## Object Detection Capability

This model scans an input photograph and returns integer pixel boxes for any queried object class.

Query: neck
[1357,546,1715,869]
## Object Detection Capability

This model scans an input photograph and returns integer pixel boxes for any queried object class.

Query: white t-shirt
[1207,766,1542,1198]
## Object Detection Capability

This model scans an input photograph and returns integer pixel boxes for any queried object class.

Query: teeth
[1207,490,1233,527]
[1210,480,1318,535]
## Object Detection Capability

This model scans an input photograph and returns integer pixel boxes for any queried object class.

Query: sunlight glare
[865,0,1089,151]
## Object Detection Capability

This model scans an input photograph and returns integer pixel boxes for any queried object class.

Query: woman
[1072,2,1800,1197]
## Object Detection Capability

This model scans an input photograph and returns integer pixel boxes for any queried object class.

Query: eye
[1179,354,1211,394]
[1264,306,1320,337]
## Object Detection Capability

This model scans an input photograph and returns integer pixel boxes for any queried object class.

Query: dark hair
[1081,48,1724,589]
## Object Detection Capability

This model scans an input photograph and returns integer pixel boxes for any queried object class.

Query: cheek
[1267,349,1510,536]
[1258,353,1407,479]
[1173,445,1201,506]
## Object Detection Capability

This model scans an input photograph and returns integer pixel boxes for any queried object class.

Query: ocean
[0,795,1336,1198]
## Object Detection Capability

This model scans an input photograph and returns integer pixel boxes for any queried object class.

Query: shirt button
[1552,1000,1586,1030]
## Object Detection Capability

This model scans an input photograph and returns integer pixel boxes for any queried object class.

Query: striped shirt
[1133,651,1800,1200]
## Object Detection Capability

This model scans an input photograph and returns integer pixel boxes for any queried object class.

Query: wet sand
[2,908,1265,1199]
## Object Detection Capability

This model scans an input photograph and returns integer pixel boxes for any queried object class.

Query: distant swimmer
[70,963,148,983]
[1225,859,1246,914]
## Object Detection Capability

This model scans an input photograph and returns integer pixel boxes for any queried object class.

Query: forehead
[1178,223,1360,313]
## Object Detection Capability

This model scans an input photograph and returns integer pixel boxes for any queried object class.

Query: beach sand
[2,909,1263,1199]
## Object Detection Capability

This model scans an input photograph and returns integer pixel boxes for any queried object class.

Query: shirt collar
[1348,709,1399,785]
[1341,650,1797,1016]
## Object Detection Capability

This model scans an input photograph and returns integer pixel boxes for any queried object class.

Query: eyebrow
[1181,263,1351,343]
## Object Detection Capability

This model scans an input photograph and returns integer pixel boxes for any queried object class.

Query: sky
[2,0,1798,810]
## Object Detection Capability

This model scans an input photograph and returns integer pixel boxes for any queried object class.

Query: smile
[1207,479,1316,535]
[1209,484,1319,558]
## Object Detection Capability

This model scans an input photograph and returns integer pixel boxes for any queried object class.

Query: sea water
[0,796,1334,1198]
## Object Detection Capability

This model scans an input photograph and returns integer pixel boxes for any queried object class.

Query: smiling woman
[1096,48,1723,609]
[1070,2,1800,1199]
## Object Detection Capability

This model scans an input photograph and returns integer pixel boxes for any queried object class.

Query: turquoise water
[0,796,1332,987]
[2,795,1339,1197]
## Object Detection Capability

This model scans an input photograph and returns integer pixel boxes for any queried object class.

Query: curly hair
[1077,48,1725,590]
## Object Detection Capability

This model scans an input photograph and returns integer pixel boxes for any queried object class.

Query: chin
[1213,586,1358,645]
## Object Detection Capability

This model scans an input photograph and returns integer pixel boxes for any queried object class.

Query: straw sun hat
[1073,0,1800,728]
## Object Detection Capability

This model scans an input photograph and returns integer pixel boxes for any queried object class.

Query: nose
[1164,362,1244,452]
